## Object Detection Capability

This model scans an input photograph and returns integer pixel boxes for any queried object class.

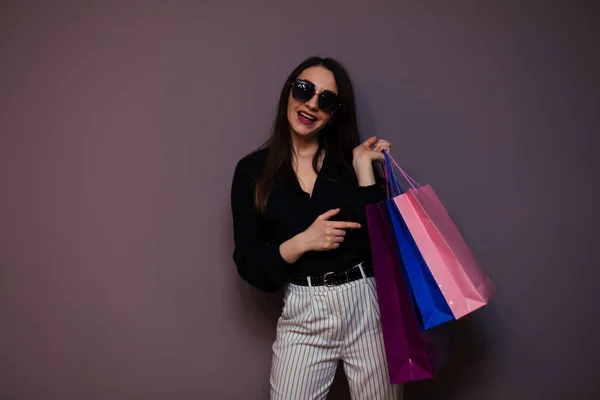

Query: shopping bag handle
[383,151,422,199]
[384,151,403,198]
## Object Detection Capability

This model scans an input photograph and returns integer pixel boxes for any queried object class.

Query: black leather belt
[290,262,374,287]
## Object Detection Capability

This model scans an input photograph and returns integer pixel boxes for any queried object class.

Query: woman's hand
[352,136,391,165]
[300,208,361,251]
[352,136,391,186]
[280,208,361,263]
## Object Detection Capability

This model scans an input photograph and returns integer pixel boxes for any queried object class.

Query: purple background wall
[1,1,598,399]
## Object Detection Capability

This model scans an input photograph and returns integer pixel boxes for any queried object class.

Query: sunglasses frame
[290,79,341,114]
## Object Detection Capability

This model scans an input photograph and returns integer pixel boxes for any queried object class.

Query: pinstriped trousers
[270,273,403,399]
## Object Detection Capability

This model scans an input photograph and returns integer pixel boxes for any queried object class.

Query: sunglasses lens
[291,80,314,102]
[319,91,339,114]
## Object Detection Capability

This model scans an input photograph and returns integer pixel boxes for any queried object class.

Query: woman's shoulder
[233,147,269,181]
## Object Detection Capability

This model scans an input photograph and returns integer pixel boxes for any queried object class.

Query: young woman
[231,57,402,399]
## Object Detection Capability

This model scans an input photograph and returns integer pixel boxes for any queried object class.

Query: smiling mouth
[297,111,317,125]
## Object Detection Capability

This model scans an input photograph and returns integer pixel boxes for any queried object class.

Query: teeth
[299,111,316,121]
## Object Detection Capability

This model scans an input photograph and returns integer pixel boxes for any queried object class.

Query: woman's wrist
[353,156,376,186]
[279,233,308,264]
[293,232,310,255]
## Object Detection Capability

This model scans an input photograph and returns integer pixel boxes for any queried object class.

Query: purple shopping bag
[366,201,436,384]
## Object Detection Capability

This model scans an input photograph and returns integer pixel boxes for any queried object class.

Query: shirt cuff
[264,244,294,287]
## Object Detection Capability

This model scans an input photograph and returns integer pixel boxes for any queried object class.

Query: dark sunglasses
[290,79,340,114]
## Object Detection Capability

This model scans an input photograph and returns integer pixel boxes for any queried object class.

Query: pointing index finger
[328,221,362,229]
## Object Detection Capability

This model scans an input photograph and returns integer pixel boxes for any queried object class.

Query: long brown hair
[254,57,364,214]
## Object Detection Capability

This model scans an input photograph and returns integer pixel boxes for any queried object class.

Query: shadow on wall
[233,278,282,330]
[406,305,507,400]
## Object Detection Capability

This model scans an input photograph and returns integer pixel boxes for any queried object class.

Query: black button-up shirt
[230,148,386,293]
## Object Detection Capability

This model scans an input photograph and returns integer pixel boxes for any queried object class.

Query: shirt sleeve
[349,183,387,226]
[230,159,293,293]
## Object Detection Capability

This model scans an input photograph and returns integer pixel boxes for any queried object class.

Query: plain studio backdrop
[0,1,598,399]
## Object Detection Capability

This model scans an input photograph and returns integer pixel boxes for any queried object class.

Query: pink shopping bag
[386,153,496,319]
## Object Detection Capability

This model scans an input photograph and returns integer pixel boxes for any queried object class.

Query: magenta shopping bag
[386,152,496,319]
[366,201,436,383]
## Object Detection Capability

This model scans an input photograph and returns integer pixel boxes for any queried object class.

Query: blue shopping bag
[383,152,454,330]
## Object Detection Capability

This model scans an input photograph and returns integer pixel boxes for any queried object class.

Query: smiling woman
[288,71,340,135]
[230,56,399,399]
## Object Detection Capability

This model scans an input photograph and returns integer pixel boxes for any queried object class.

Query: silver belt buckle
[322,271,336,286]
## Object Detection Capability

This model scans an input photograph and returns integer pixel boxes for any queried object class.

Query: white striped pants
[270,274,403,399]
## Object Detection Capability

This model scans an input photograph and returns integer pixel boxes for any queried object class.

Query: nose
[305,93,319,111]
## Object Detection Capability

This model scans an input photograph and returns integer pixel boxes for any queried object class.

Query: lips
[297,110,317,125]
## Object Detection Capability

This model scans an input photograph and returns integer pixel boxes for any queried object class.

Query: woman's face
[287,66,338,138]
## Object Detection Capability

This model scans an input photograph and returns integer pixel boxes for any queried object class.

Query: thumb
[362,136,378,147]
[317,208,341,221]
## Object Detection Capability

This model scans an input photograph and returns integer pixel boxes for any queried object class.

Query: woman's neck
[291,132,320,159]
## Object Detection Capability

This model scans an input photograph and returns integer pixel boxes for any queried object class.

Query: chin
[290,121,324,138]
[292,127,315,137]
